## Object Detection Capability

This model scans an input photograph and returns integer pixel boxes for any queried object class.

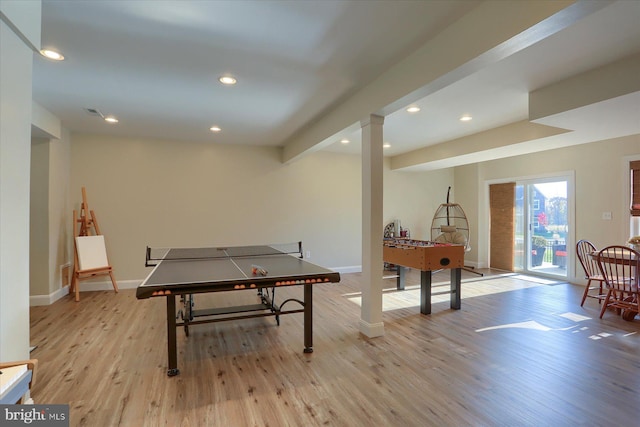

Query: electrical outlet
[306,251,311,259]
[602,212,612,220]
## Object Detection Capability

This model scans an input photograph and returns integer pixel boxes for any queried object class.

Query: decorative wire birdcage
[430,187,483,276]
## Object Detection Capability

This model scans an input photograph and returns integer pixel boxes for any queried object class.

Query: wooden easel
[70,187,118,301]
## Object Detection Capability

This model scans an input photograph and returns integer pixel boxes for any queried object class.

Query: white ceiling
[33,0,640,171]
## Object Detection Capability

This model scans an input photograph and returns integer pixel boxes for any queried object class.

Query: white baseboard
[29,280,140,306]
[465,260,484,269]
[30,285,69,306]
[331,264,485,274]
[73,279,140,292]
[358,319,385,338]
[332,265,362,274]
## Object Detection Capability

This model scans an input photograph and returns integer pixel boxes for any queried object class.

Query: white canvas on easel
[75,235,110,270]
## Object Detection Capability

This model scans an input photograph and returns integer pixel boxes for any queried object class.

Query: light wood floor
[30,269,639,426]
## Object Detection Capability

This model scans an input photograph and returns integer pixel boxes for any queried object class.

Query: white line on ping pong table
[228,256,250,279]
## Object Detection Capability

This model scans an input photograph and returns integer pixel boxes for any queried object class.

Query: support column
[359,114,385,338]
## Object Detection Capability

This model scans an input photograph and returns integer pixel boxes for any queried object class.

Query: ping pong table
[136,243,340,376]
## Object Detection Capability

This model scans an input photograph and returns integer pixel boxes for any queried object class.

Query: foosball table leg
[396,266,405,290]
[420,270,432,315]
[451,268,462,310]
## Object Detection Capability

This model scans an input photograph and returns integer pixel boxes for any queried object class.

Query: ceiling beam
[389,120,570,171]
[281,0,609,164]
[530,52,640,121]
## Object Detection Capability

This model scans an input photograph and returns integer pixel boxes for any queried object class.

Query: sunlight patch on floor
[476,312,634,341]
[345,274,547,312]
[510,274,560,285]
[476,320,579,332]
[558,312,591,322]
[589,332,613,340]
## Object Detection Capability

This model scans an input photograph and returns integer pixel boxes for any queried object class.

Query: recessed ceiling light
[340,139,350,144]
[219,75,237,85]
[40,49,64,61]
[383,142,391,148]
[406,106,420,113]
[104,116,118,123]
[210,126,221,132]
[460,115,472,122]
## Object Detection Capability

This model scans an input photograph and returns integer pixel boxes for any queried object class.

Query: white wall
[0,0,40,361]
[453,163,480,264]
[69,134,364,281]
[48,128,72,295]
[30,138,50,296]
[29,127,72,305]
[383,159,453,240]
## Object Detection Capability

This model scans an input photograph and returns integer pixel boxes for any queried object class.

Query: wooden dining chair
[576,240,606,306]
[596,245,640,320]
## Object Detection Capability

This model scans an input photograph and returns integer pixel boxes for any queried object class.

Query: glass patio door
[514,178,568,278]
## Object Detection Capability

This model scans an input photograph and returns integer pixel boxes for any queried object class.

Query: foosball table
[383,238,465,314]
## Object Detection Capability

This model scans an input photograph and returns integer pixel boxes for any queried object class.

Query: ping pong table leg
[450,267,462,310]
[166,295,180,376]
[303,284,313,353]
[420,270,432,315]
